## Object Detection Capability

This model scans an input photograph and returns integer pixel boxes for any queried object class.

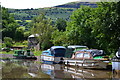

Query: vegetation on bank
[1,2,120,58]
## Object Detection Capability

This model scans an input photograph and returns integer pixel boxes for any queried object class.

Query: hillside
[8,2,97,21]
[55,2,97,8]
[8,8,76,21]
[7,1,97,27]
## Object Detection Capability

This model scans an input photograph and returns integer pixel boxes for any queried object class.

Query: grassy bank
[0,51,14,54]
[33,50,42,56]
[0,50,42,56]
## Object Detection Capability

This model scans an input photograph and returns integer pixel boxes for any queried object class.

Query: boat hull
[13,56,37,60]
[63,58,108,69]
[41,55,63,64]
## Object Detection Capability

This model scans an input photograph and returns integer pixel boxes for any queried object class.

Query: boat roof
[76,49,103,52]
[50,46,66,49]
[42,50,50,53]
[68,45,88,48]
[75,49,104,56]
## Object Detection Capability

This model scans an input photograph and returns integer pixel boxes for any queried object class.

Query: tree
[2,7,19,40]
[4,37,13,47]
[14,27,25,41]
[65,2,120,54]
[65,6,93,47]
[55,18,67,31]
[31,13,54,50]
[51,30,68,46]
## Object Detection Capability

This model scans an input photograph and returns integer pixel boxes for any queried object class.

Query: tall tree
[65,2,120,54]
[31,13,54,50]
[55,18,67,31]
[2,7,19,40]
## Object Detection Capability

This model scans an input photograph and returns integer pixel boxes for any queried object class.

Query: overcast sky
[0,0,79,9]
[0,0,118,9]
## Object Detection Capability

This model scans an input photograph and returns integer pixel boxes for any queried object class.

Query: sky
[0,0,118,9]
[0,0,79,9]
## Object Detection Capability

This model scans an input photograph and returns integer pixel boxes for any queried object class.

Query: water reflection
[41,64,69,79]
[64,66,112,78]
[1,60,50,78]
[1,59,120,79]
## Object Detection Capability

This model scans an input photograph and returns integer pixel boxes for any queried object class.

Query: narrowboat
[13,49,37,60]
[64,49,109,69]
[41,46,66,64]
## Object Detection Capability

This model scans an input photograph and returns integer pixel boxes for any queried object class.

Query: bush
[4,37,13,47]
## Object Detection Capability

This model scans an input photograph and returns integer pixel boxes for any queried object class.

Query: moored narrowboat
[13,49,37,60]
[41,46,66,64]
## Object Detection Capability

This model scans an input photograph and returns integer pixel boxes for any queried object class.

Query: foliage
[2,7,30,42]
[3,37,13,48]
[14,27,25,41]
[64,2,120,54]
[2,7,19,40]
[31,13,54,50]
[55,18,67,31]
[51,30,68,46]
[33,50,42,56]
[13,41,28,47]
[1,51,14,54]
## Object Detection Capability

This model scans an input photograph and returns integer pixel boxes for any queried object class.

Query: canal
[0,59,120,79]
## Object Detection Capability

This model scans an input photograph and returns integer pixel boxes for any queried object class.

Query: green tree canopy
[64,2,120,54]
[55,18,67,31]
[31,13,54,50]
[2,7,19,40]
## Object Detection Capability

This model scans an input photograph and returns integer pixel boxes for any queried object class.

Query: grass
[0,51,14,54]
[1,50,42,57]
[13,41,28,47]
[33,50,42,56]
[25,20,32,22]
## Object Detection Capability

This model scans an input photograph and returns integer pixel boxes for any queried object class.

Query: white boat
[64,49,109,69]
[41,46,66,64]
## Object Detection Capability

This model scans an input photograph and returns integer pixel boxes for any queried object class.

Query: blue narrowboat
[41,46,66,64]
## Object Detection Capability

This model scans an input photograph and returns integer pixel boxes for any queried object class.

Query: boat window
[75,53,83,58]
[42,52,49,55]
[84,53,90,58]
[75,47,88,51]
[54,48,66,57]
[16,51,24,55]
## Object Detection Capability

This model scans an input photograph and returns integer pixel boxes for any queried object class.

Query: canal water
[0,59,120,79]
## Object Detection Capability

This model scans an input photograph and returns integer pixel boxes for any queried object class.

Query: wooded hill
[8,2,97,21]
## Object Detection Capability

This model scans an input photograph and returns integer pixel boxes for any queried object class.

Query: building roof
[28,34,39,38]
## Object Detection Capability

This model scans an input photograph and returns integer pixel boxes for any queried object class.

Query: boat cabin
[41,46,66,64]
[71,49,107,60]
[50,46,66,57]
[65,45,88,58]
